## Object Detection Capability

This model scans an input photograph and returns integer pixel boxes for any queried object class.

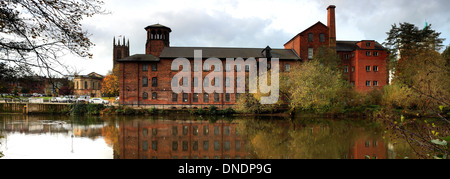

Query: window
[152,128,157,135]
[245,64,250,72]
[214,93,220,102]
[214,141,220,151]
[373,66,378,72]
[193,93,198,102]
[152,77,157,87]
[350,81,355,86]
[152,141,157,151]
[344,66,349,73]
[172,93,178,102]
[203,62,210,71]
[193,126,198,135]
[366,42,371,47]
[203,93,209,102]
[143,92,148,99]
[373,81,378,86]
[225,93,230,102]
[182,77,188,87]
[203,126,209,135]
[352,66,355,72]
[193,141,198,151]
[366,81,371,87]
[214,126,220,135]
[236,77,243,88]
[236,64,241,72]
[224,126,230,135]
[225,63,231,72]
[204,77,209,87]
[183,93,188,102]
[143,141,148,151]
[152,92,157,99]
[214,63,220,72]
[344,54,350,59]
[85,81,88,89]
[203,141,209,151]
[182,141,188,151]
[373,52,379,56]
[172,141,178,151]
[308,33,313,42]
[194,62,199,72]
[366,51,371,56]
[183,126,188,135]
[172,126,178,136]
[172,77,178,87]
[152,63,157,71]
[143,64,148,71]
[366,66,371,72]
[140,77,148,87]
[193,77,198,87]
[319,33,325,42]
[225,77,230,87]
[308,48,313,59]
[76,82,78,89]
[214,77,219,87]
[285,64,290,72]
[224,141,230,151]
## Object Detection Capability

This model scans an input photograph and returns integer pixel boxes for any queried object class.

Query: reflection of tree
[239,118,392,159]
[102,123,120,157]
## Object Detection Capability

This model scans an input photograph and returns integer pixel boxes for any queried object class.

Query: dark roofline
[284,21,328,46]
[144,23,172,32]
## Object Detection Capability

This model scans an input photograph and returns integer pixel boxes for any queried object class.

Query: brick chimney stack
[327,5,336,48]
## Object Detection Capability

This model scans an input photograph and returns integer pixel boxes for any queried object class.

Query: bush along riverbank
[60,103,236,117]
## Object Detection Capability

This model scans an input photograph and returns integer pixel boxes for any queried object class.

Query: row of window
[75,81,101,90]
[308,33,326,43]
[142,140,242,152]
[142,63,291,72]
[142,125,234,137]
[343,66,379,73]
[143,76,252,88]
[144,92,239,103]
[342,51,379,60]
[349,81,379,87]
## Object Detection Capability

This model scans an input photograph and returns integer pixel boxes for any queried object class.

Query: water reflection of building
[346,136,387,159]
[118,120,250,159]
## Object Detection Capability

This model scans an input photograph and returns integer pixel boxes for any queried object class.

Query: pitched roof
[159,47,300,60]
[284,21,328,46]
[117,54,160,62]
[336,41,385,52]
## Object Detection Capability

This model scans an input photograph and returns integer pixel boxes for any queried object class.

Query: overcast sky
[62,0,450,76]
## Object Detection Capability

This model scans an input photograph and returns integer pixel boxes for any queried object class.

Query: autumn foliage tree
[101,67,119,97]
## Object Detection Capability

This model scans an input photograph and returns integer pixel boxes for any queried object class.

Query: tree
[288,47,348,113]
[383,22,445,73]
[101,70,119,97]
[0,0,106,76]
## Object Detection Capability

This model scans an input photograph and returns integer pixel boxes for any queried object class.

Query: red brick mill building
[116,5,388,108]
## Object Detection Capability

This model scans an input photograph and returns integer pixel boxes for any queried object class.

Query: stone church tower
[113,36,130,69]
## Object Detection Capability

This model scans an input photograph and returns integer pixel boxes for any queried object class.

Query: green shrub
[124,107,136,115]
[87,104,105,115]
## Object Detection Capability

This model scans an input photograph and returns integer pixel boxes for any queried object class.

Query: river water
[0,114,418,159]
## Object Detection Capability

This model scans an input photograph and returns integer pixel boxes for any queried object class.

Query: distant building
[73,72,104,97]
[117,5,388,107]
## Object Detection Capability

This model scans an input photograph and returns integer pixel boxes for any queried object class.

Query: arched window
[143,92,148,99]
[157,30,162,39]
[152,92,157,100]
[84,81,88,89]
[151,30,156,40]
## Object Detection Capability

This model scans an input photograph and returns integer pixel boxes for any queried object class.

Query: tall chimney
[327,5,336,48]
